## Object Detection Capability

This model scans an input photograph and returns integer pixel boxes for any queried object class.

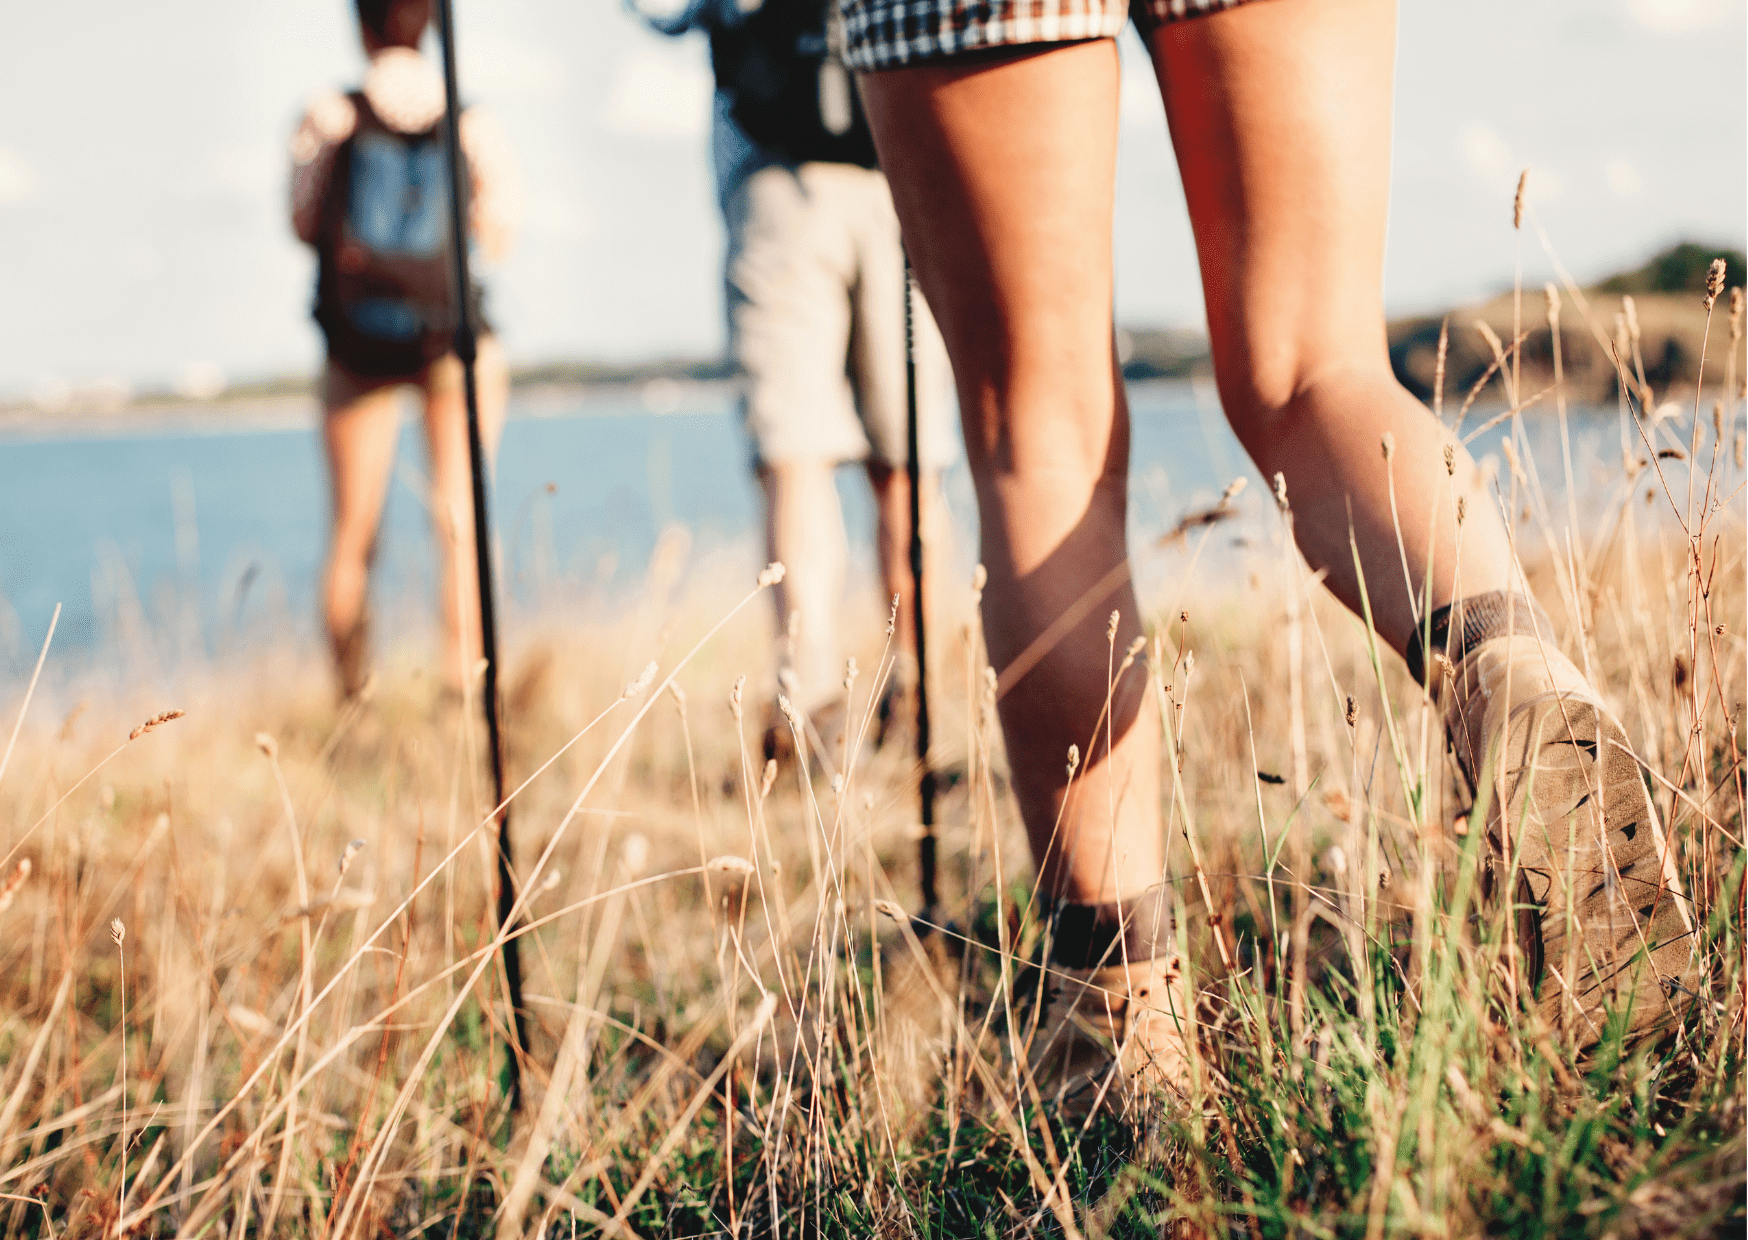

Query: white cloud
[0,146,40,204]
[604,49,711,141]
[1460,122,1515,188]
[1458,123,1564,205]
[1605,156,1643,196]
[1623,0,1736,34]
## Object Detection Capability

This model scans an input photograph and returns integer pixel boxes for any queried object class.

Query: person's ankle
[1405,590,1554,685]
[1044,885,1173,969]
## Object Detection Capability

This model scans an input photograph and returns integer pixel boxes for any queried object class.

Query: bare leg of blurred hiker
[421,342,508,693]
[321,337,507,700]
[761,459,850,727]
[759,457,941,758]
[862,0,1692,1077]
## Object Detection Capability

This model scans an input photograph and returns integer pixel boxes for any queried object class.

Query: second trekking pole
[434,0,528,1111]
[903,256,938,926]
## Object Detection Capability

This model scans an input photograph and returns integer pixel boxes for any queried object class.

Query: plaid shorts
[841,0,1255,72]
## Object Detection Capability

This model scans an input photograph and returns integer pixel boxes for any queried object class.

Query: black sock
[1405,590,1554,685]
[1045,886,1173,969]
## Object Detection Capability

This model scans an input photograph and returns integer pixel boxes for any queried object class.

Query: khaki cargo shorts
[725,162,957,470]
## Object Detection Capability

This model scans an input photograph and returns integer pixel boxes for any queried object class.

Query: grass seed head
[1731,286,1743,340]
[1107,609,1119,642]
[1066,744,1080,777]
[128,709,185,741]
[110,918,125,946]
[253,732,278,759]
[759,758,778,799]
[1272,471,1289,511]
[1704,257,1726,309]
[729,675,744,721]
[0,857,30,913]
[873,899,908,923]
[1544,282,1560,326]
[1345,695,1358,727]
[1623,295,1641,343]
[707,854,754,877]
[1513,168,1528,228]
[622,661,658,700]
[756,561,786,588]
[1444,444,1456,476]
[1381,431,1396,462]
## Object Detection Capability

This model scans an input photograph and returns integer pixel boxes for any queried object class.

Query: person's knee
[328,517,379,567]
[1213,340,1393,454]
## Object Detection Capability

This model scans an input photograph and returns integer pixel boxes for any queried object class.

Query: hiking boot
[1443,633,1698,1045]
[874,677,913,752]
[761,695,849,770]
[1026,953,1195,1109]
[332,610,371,701]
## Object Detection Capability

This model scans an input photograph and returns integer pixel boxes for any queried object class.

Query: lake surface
[0,379,1663,684]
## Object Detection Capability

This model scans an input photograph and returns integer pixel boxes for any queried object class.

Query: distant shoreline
[0,377,750,441]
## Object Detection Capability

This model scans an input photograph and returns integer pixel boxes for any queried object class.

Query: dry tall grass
[1,278,1744,1239]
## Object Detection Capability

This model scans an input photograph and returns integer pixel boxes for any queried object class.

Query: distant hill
[1386,240,1744,407]
[1597,241,1745,296]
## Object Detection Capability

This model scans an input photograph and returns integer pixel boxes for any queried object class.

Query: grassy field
[1,285,1744,1238]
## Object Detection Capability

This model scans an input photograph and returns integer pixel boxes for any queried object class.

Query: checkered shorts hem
[842,0,1253,72]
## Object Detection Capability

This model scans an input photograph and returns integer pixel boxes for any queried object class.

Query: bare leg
[423,337,509,692]
[862,43,1159,905]
[322,368,404,697]
[760,458,849,714]
[864,461,945,664]
[1152,0,1514,650]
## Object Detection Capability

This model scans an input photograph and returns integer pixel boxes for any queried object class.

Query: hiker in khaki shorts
[635,0,956,758]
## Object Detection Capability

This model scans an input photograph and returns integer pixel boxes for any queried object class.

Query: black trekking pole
[903,256,939,927]
[434,0,528,1111]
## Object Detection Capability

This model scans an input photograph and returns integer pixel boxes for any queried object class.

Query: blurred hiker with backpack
[634,0,956,762]
[291,0,518,699]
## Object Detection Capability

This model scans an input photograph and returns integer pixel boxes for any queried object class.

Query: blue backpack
[315,92,481,376]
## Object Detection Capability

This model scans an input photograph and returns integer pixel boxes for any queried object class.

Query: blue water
[0,380,1645,683]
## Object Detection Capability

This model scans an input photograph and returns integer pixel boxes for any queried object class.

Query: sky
[0,0,1742,401]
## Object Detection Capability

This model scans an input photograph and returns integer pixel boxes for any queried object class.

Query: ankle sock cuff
[1405,591,1554,685]
[1045,886,1173,969]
